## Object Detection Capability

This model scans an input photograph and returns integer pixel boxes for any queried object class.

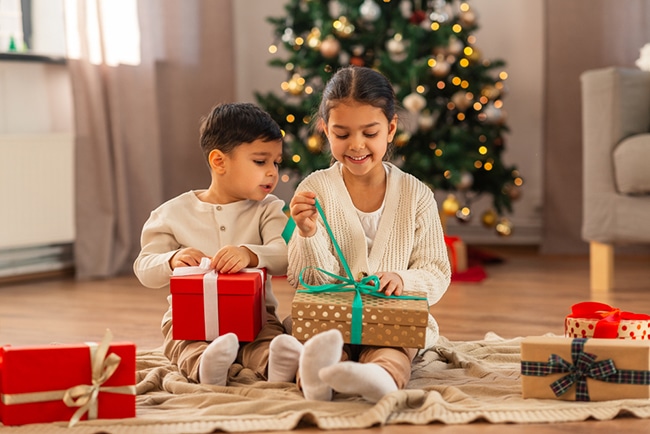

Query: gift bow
[521,338,650,401]
[0,329,135,427]
[286,199,426,344]
[568,301,650,338]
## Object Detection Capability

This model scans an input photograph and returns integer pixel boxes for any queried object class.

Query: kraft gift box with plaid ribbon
[170,262,266,342]
[0,330,135,426]
[520,336,650,401]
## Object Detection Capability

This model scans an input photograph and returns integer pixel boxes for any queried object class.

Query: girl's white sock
[198,333,239,386]
[299,329,343,401]
[319,361,398,403]
[268,334,303,382]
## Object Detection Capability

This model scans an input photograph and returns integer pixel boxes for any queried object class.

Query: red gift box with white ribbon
[0,330,135,426]
[170,263,266,342]
[564,301,650,340]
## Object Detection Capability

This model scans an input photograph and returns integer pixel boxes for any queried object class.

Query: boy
[134,102,290,386]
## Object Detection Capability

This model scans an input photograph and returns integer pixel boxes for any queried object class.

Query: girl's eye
[335,134,349,139]
[365,132,378,138]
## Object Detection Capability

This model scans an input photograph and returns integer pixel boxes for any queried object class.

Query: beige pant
[296,343,418,390]
[162,306,285,383]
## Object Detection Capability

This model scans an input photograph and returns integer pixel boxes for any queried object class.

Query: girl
[269,66,451,402]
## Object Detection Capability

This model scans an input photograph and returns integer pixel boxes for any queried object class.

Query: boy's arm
[133,211,181,288]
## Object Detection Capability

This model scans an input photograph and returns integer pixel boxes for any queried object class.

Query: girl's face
[322,101,397,179]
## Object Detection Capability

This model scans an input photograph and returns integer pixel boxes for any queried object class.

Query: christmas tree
[255,0,523,235]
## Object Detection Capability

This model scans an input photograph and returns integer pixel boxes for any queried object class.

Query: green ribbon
[283,199,426,344]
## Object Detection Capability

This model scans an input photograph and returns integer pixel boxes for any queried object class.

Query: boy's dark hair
[317,66,398,161]
[200,102,283,162]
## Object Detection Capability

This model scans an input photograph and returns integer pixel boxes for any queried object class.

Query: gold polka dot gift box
[564,301,650,340]
[291,289,429,348]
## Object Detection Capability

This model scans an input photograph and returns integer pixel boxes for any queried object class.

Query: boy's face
[218,138,283,202]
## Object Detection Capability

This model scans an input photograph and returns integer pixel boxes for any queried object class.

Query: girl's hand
[169,247,207,270]
[374,272,404,296]
[290,191,318,238]
[211,245,256,274]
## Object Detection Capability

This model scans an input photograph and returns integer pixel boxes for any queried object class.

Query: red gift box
[170,268,266,342]
[564,301,650,339]
[444,235,468,273]
[0,330,136,426]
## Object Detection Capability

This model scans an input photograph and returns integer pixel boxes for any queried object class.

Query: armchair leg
[590,241,614,291]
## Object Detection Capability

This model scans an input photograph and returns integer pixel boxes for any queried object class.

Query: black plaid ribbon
[521,338,650,401]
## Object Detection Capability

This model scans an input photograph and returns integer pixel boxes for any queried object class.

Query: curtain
[66,0,235,278]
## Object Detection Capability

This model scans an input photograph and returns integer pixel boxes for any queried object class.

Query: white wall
[233,0,544,244]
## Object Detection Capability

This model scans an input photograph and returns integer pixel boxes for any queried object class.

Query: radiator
[0,133,74,277]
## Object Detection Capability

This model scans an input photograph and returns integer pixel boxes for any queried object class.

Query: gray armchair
[581,67,650,291]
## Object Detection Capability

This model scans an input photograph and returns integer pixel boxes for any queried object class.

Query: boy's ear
[208,149,227,173]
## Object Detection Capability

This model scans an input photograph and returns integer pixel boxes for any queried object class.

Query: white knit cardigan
[287,162,451,350]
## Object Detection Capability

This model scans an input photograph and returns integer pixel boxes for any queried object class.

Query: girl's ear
[208,149,227,174]
[387,114,398,143]
[319,118,329,138]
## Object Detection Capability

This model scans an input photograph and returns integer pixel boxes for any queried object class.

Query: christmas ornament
[386,35,408,62]
[350,56,364,66]
[306,134,324,153]
[360,0,381,22]
[399,0,412,19]
[455,207,472,224]
[460,9,477,26]
[456,171,473,190]
[284,74,305,95]
[451,92,472,112]
[306,28,322,50]
[394,132,411,147]
[281,27,295,44]
[410,10,427,25]
[429,0,449,23]
[418,112,436,131]
[320,35,341,58]
[495,218,513,237]
[333,16,355,38]
[481,209,498,228]
[431,55,450,77]
[504,183,523,201]
[481,85,501,100]
[328,1,343,18]
[442,194,460,216]
[483,102,504,124]
[403,92,427,114]
[447,37,464,56]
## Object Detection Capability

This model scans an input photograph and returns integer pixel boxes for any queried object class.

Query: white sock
[268,334,303,382]
[299,329,343,401]
[319,362,398,403]
[198,333,239,386]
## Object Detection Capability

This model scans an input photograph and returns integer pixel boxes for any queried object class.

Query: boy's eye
[254,160,265,165]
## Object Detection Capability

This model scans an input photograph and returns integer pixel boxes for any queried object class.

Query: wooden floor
[1,245,649,433]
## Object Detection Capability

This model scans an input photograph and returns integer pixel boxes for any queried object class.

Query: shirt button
[216,206,222,211]
[220,226,226,231]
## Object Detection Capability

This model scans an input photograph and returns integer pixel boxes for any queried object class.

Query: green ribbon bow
[283,199,426,344]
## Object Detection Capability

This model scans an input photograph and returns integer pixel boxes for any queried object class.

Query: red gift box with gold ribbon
[0,330,135,426]
[564,301,650,339]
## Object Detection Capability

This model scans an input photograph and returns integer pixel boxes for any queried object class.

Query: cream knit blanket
[4,333,650,433]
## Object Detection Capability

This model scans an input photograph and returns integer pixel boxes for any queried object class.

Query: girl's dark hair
[317,66,398,160]
[199,102,282,161]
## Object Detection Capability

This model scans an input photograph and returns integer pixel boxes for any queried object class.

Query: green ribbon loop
[286,199,427,344]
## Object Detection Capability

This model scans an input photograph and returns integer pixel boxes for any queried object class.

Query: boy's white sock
[299,329,343,401]
[268,334,303,382]
[198,333,239,386]
[319,361,398,403]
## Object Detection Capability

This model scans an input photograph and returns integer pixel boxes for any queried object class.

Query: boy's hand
[170,247,207,270]
[290,191,318,238]
[211,245,257,274]
[374,272,404,296]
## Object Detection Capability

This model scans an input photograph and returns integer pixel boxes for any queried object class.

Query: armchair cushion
[613,133,650,195]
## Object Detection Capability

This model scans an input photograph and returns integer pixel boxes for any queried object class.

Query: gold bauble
[320,35,341,58]
[306,28,322,50]
[442,194,460,216]
[481,209,498,228]
[495,217,513,237]
[394,132,411,147]
[333,16,355,38]
[481,84,500,100]
[286,74,305,96]
[306,134,324,154]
